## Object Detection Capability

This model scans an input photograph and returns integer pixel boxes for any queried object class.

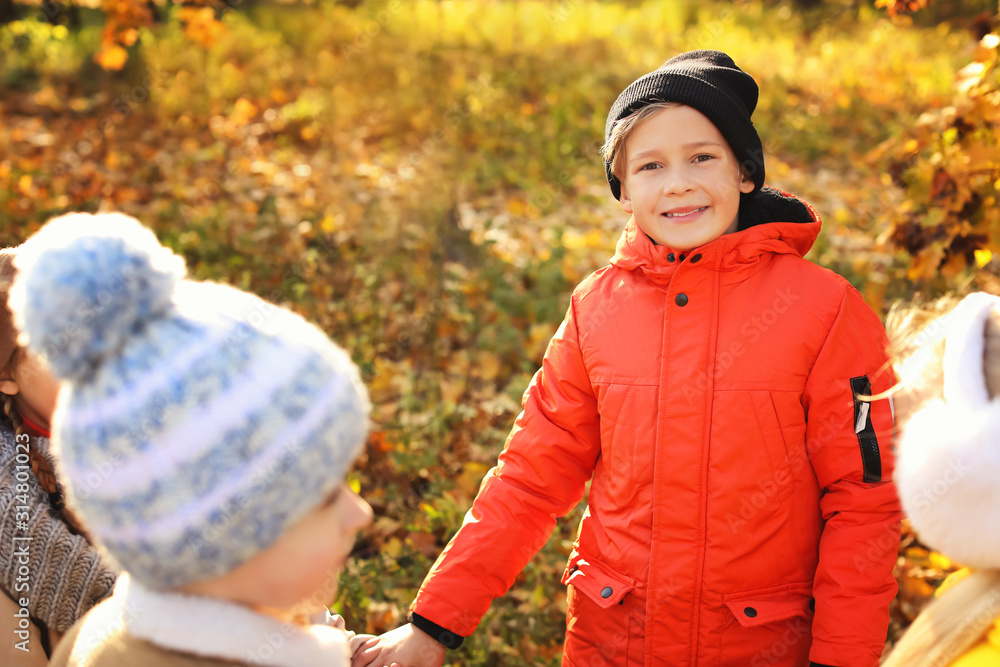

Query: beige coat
[50,574,350,667]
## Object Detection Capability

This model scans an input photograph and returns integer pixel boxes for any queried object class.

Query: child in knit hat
[5,212,379,667]
[0,246,117,665]
[880,292,1000,667]
[358,50,900,667]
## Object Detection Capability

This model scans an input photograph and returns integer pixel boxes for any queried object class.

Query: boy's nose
[662,167,694,195]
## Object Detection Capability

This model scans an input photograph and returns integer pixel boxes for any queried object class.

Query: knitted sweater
[0,420,117,632]
[50,574,351,666]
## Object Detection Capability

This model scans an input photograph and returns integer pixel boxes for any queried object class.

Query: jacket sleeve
[0,432,118,633]
[410,294,601,637]
[802,285,902,667]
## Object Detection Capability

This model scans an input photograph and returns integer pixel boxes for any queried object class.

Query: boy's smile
[619,104,755,251]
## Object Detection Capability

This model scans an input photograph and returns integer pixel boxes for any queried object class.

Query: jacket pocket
[720,583,814,666]
[561,550,635,609]
[562,551,637,665]
[747,391,794,502]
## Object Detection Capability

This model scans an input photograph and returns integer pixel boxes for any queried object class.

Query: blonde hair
[881,295,1000,667]
[601,101,678,184]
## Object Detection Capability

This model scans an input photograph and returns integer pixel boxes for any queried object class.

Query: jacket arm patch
[850,375,881,483]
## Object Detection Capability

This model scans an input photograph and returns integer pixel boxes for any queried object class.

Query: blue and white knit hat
[7,212,370,590]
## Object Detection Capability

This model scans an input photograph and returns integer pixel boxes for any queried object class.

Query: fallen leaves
[888,522,962,647]
[2,3,995,664]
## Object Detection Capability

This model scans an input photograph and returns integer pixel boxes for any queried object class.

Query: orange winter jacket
[411,188,902,667]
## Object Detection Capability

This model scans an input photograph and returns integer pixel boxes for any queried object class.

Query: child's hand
[312,612,377,659]
[351,623,445,667]
[349,633,378,655]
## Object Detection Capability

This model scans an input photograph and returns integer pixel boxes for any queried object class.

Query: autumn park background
[2,0,1000,663]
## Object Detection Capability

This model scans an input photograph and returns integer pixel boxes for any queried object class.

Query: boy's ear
[620,181,633,214]
[739,174,756,194]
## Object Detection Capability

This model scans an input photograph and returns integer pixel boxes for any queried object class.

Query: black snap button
[809,598,815,612]
[667,253,675,262]
[691,253,702,263]
[675,293,688,307]
[744,607,757,618]
[601,586,613,599]
[678,253,686,261]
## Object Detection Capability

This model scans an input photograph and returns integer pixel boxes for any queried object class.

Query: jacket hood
[610,186,820,282]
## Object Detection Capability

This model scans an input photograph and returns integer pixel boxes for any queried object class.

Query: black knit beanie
[604,50,765,201]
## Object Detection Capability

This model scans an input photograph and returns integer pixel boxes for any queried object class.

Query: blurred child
[6,212,379,667]
[358,50,901,667]
[882,291,1000,667]
[0,247,117,665]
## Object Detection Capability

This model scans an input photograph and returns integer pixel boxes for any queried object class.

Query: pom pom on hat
[10,212,185,382]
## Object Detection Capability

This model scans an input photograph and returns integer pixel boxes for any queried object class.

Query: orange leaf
[229,98,258,127]
[178,7,225,47]
[95,44,128,71]
[120,28,139,47]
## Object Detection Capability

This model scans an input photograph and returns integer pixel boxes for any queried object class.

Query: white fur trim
[107,574,349,666]
[896,292,1000,569]
[942,292,1000,407]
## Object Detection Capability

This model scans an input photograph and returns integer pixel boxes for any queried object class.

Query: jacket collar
[104,574,349,666]
[609,187,821,286]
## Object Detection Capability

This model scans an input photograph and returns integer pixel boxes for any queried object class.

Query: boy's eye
[639,163,660,171]
[693,154,715,163]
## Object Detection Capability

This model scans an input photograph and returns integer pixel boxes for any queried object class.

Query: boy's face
[181,484,373,619]
[619,104,755,250]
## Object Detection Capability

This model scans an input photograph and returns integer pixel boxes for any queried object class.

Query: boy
[358,51,901,667]
[7,213,380,666]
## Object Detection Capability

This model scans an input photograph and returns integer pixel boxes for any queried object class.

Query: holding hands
[323,614,383,660]
[351,624,446,667]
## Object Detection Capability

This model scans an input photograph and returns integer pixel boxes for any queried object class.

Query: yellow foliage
[456,462,490,501]
[880,31,1000,283]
